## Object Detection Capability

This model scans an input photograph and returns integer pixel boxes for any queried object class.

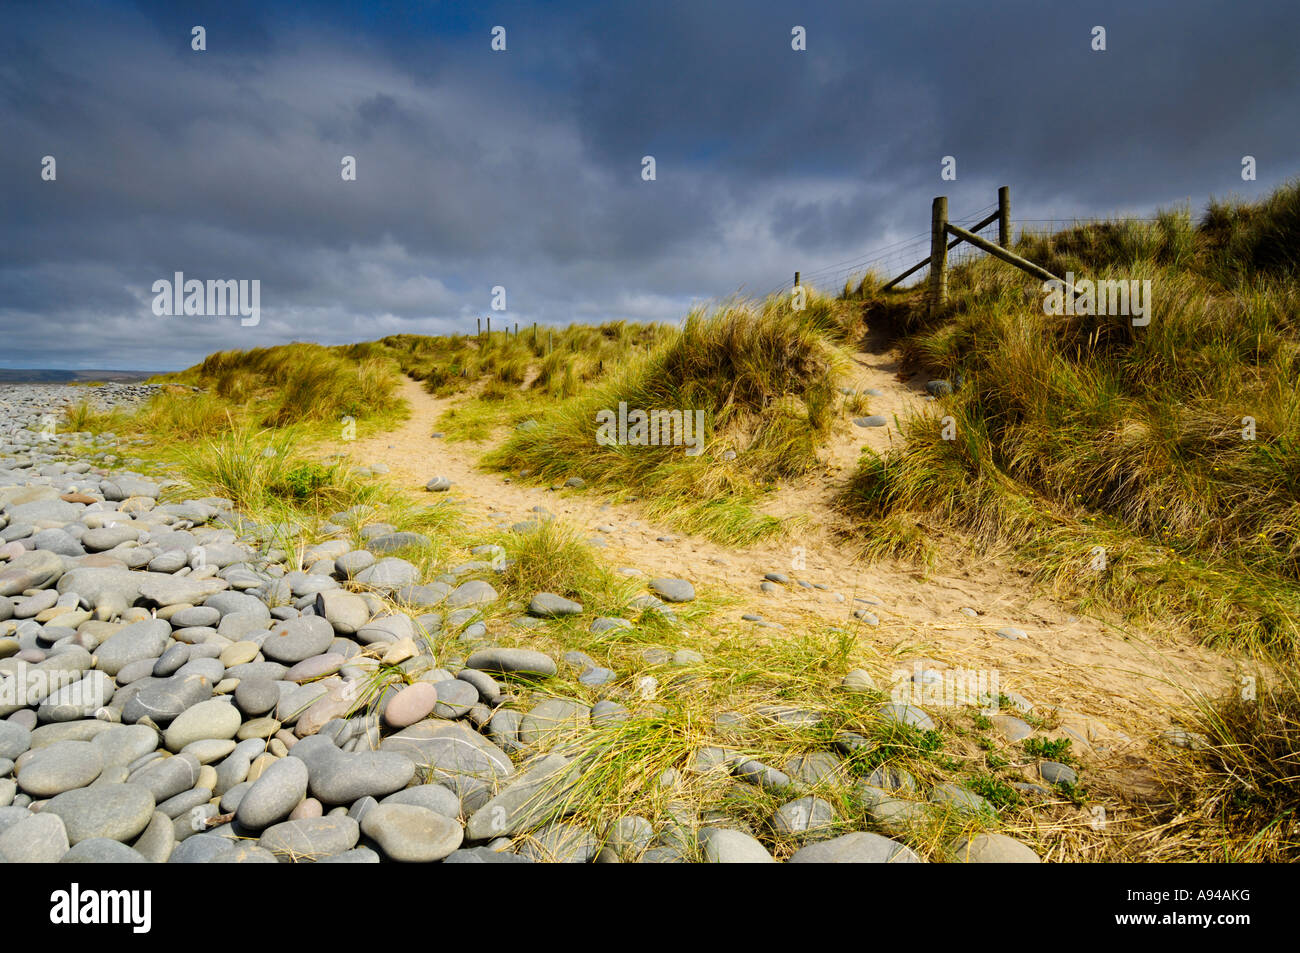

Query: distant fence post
[929,196,948,315]
[794,271,800,288]
[998,186,1011,248]
[477,317,481,338]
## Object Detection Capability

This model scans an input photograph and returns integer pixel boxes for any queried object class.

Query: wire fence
[769,204,1169,300]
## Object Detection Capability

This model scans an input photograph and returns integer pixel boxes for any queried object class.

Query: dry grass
[1125,672,1300,862]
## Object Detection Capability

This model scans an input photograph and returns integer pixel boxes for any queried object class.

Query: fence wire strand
[774,206,1171,298]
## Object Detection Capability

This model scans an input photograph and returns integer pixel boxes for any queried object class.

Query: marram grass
[844,180,1300,656]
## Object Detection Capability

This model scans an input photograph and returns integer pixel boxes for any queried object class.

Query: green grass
[434,595,1062,860]
[166,423,396,519]
[59,399,128,435]
[346,292,864,545]
[435,390,534,443]
[492,519,612,599]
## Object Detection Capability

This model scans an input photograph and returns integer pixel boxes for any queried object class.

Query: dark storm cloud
[1,0,1297,370]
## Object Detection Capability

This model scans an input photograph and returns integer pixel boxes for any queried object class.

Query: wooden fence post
[477,317,481,338]
[794,271,800,288]
[486,316,492,338]
[929,196,948,315]
[998,186,1011,248]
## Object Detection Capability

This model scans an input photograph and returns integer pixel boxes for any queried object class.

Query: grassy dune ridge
[843,183,1300,656]
[374,321,670,400]
[480,294,861,543]
[61,340,407,441]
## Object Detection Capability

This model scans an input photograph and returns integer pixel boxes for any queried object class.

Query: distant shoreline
[0,368,164,383]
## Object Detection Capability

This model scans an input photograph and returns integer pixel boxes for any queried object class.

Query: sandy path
[338,356,1247,780]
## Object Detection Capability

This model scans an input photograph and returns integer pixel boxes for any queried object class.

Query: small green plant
[1023,737,1074,763]
[865,723,944,768]
[968,773,1022,810]
[275,462,334,502]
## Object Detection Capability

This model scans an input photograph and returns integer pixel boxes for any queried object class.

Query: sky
[2,0,1298,370]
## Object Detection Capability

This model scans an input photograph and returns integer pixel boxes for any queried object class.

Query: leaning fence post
[929,196,948,315]
[998,186,1011,248]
